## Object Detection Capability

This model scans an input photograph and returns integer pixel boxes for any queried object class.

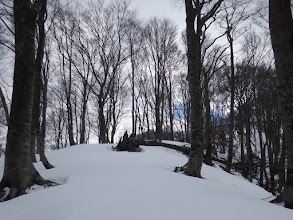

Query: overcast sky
[126,0,186,33]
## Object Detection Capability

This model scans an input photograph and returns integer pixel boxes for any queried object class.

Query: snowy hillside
[0,144,292,220]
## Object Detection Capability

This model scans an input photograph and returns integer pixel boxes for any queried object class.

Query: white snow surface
[0,144,292,220]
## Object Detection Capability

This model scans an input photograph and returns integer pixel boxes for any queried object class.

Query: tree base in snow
[174,158,202,178]
[113,132,142,152]
[0,173,58,202]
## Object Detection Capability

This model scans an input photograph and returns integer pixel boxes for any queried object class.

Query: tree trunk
[186,102,190,143]
[79,80,88,144]
[31,0,47,163]
[245,106,253,182]
[39,71,54,169]
[98,99,107,143]
[279,134,286,192]
[155,75,162,140]
[268,138,275,194]
[0,0,50,200]
[35,0,53,169]
[66,60,75,146]
[130,44,137,135]
[30,129,37,162]
[67,95,75,146]
[168,80,174,141]
[184,0,203,177]
[204,70,213,165]
[238,104,245,165]
[269,0,293,208]
[256,110,265,187]
[0,86,9,125]
[227,34,235,172]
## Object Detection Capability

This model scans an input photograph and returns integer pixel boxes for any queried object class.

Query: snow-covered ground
[0,144,292,220]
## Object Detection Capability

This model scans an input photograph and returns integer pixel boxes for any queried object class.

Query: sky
[126,0,186,33]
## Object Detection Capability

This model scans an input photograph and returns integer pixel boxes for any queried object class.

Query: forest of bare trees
[0,0,292,207]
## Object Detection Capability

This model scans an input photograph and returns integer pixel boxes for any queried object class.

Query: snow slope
[0,144,292,220]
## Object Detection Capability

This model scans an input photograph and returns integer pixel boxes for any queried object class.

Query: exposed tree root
[174,163,187,173]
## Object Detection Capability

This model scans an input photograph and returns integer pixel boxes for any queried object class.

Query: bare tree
[218,0,254,172]
[0,0,53,201]
[125,14,144,135]
[52,4,78,146]
[202,43,226,165]
[179,0,224,177]
[82,1,131,143]
[143,17,179,140]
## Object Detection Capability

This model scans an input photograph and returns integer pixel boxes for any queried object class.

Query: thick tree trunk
[269,0,293,208]
[0,0,50,201]
[184,0,203,178]
[30,130,37,162]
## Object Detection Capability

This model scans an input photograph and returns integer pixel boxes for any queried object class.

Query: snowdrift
[0,144,292,220]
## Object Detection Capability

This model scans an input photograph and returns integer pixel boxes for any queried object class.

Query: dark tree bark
[269,0,293,208]
[0,0,52,201]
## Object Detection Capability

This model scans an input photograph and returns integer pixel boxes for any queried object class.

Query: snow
[0,144,292,220]
[161,140,191,148]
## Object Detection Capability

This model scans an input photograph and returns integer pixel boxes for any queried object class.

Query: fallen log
[140,140,190,156]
